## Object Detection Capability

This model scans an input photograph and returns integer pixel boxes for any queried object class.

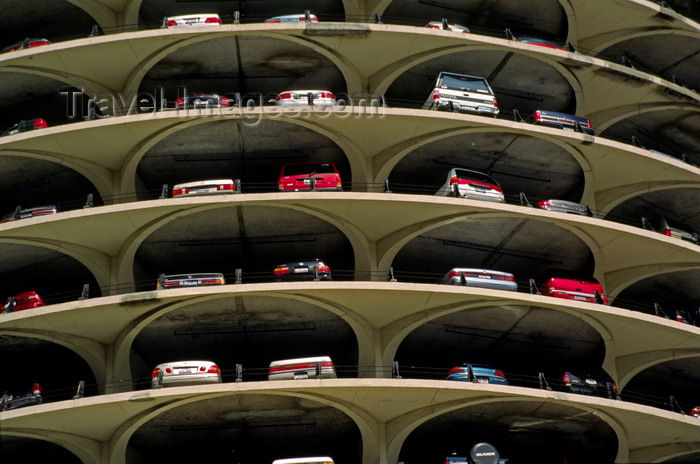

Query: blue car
[447,364,508,385]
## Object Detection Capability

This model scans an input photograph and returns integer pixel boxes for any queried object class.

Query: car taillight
[539,200,551,209]
[33,118,48,129]
[274,266,290,275]
[219,184,234,191]
[503,275,516,282]
[200,278,224,284]
[662,228,673,237]
[448,175,458,185]
[433,90,441,100]
[205,17,221,24]
[165,368,172,373]
[207,365,221,374]
[428,25,440,29]
[611,382,618,394]
[266,19,281,23]
[297,16,307,21]
[533,110,542,122]
[175,97,185,107]
[562,373,571,386]
[167,20,178,27]
[151,368,161,378]
[276,92,292,101]
[494,370,505,378]
[448,366,463,374]
[163,281,179,287]
[32,382,42,394]
[172,188,188,196]
[319,92,336,100]
[220,98,232,107]
[316,265,331,273]
[493,100,498,108]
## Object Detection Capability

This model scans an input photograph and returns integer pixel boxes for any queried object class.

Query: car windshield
[283,163,335,176]
[454,169,499,185]
[438,74,491,93]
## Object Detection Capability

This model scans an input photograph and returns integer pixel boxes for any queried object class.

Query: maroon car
[1,291,46,314]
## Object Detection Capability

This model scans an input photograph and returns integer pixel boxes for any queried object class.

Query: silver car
[264,13,318,23]
[156,273,225,289]
[435,168,505,203]
[442,268,518,291]
[538,199,591,216]
[151,360,222,388]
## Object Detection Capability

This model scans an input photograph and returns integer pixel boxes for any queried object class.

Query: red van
[538,278,608,304]
[1,291,46,313]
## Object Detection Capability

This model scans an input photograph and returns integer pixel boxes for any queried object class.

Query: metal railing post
[235,364,243,382]
[392,361,402,379]
[73,380,85,399]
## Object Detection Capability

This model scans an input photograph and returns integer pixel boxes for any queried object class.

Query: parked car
[425,21,470,33]
[268,356,337,380]
[509,33,566,50]
[0,205,57,223]
[446,442,508,464]
[658,216,699,244]
[172,179,237,197]
[151,360,222,388]
[1,38,50,53]
[278,162,342,192]
[0,381,43,411]
[442,268,518,291]
[156,273,225,289]
[0,118,48,137]
[446,364,508,385]
[162,13,222,27]
[538,199,591,216]
[274,260,331,281]
[272,458,334,464]
[264,13,319,23]
[434,168,505,203]
[689,406,700,417]
[422,71,499,117]
[175,93,232,109]
[532,110,595,135]
[538,277,609,304]
[1,291,46,314]
[560,371,619,399]
[273,90,337,107]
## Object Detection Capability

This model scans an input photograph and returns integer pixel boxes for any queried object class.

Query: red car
[278,162,342,192]
[1,291,46,313]
[538,277,609,304]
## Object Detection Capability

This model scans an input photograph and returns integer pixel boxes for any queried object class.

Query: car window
[453,169,499,185]
[283,164,335,176]
[438,74,492,94]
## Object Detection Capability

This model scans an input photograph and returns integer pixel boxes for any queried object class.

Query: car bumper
[434,101,499,116]
[152,373,222,388]
[444,277,518,291]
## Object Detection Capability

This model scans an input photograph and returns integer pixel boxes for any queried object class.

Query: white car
[268,356,337,380]
[162,13,222,28]
[264,13,319,23]
[172,179,237,197]
[425,21,470,33]
[151,360,222,388]
[273,90,337,107]
[442,268,518,291]
[434,168,505,203]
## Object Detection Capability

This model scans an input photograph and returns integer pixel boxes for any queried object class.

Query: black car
[273,260,331,281]
[0,118,48,136]
[560,371,620,399]
[0,382,43,411]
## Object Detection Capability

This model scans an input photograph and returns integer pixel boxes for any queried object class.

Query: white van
[423,71,499,117]
[272,458,334,464]
[268,356,337,380]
